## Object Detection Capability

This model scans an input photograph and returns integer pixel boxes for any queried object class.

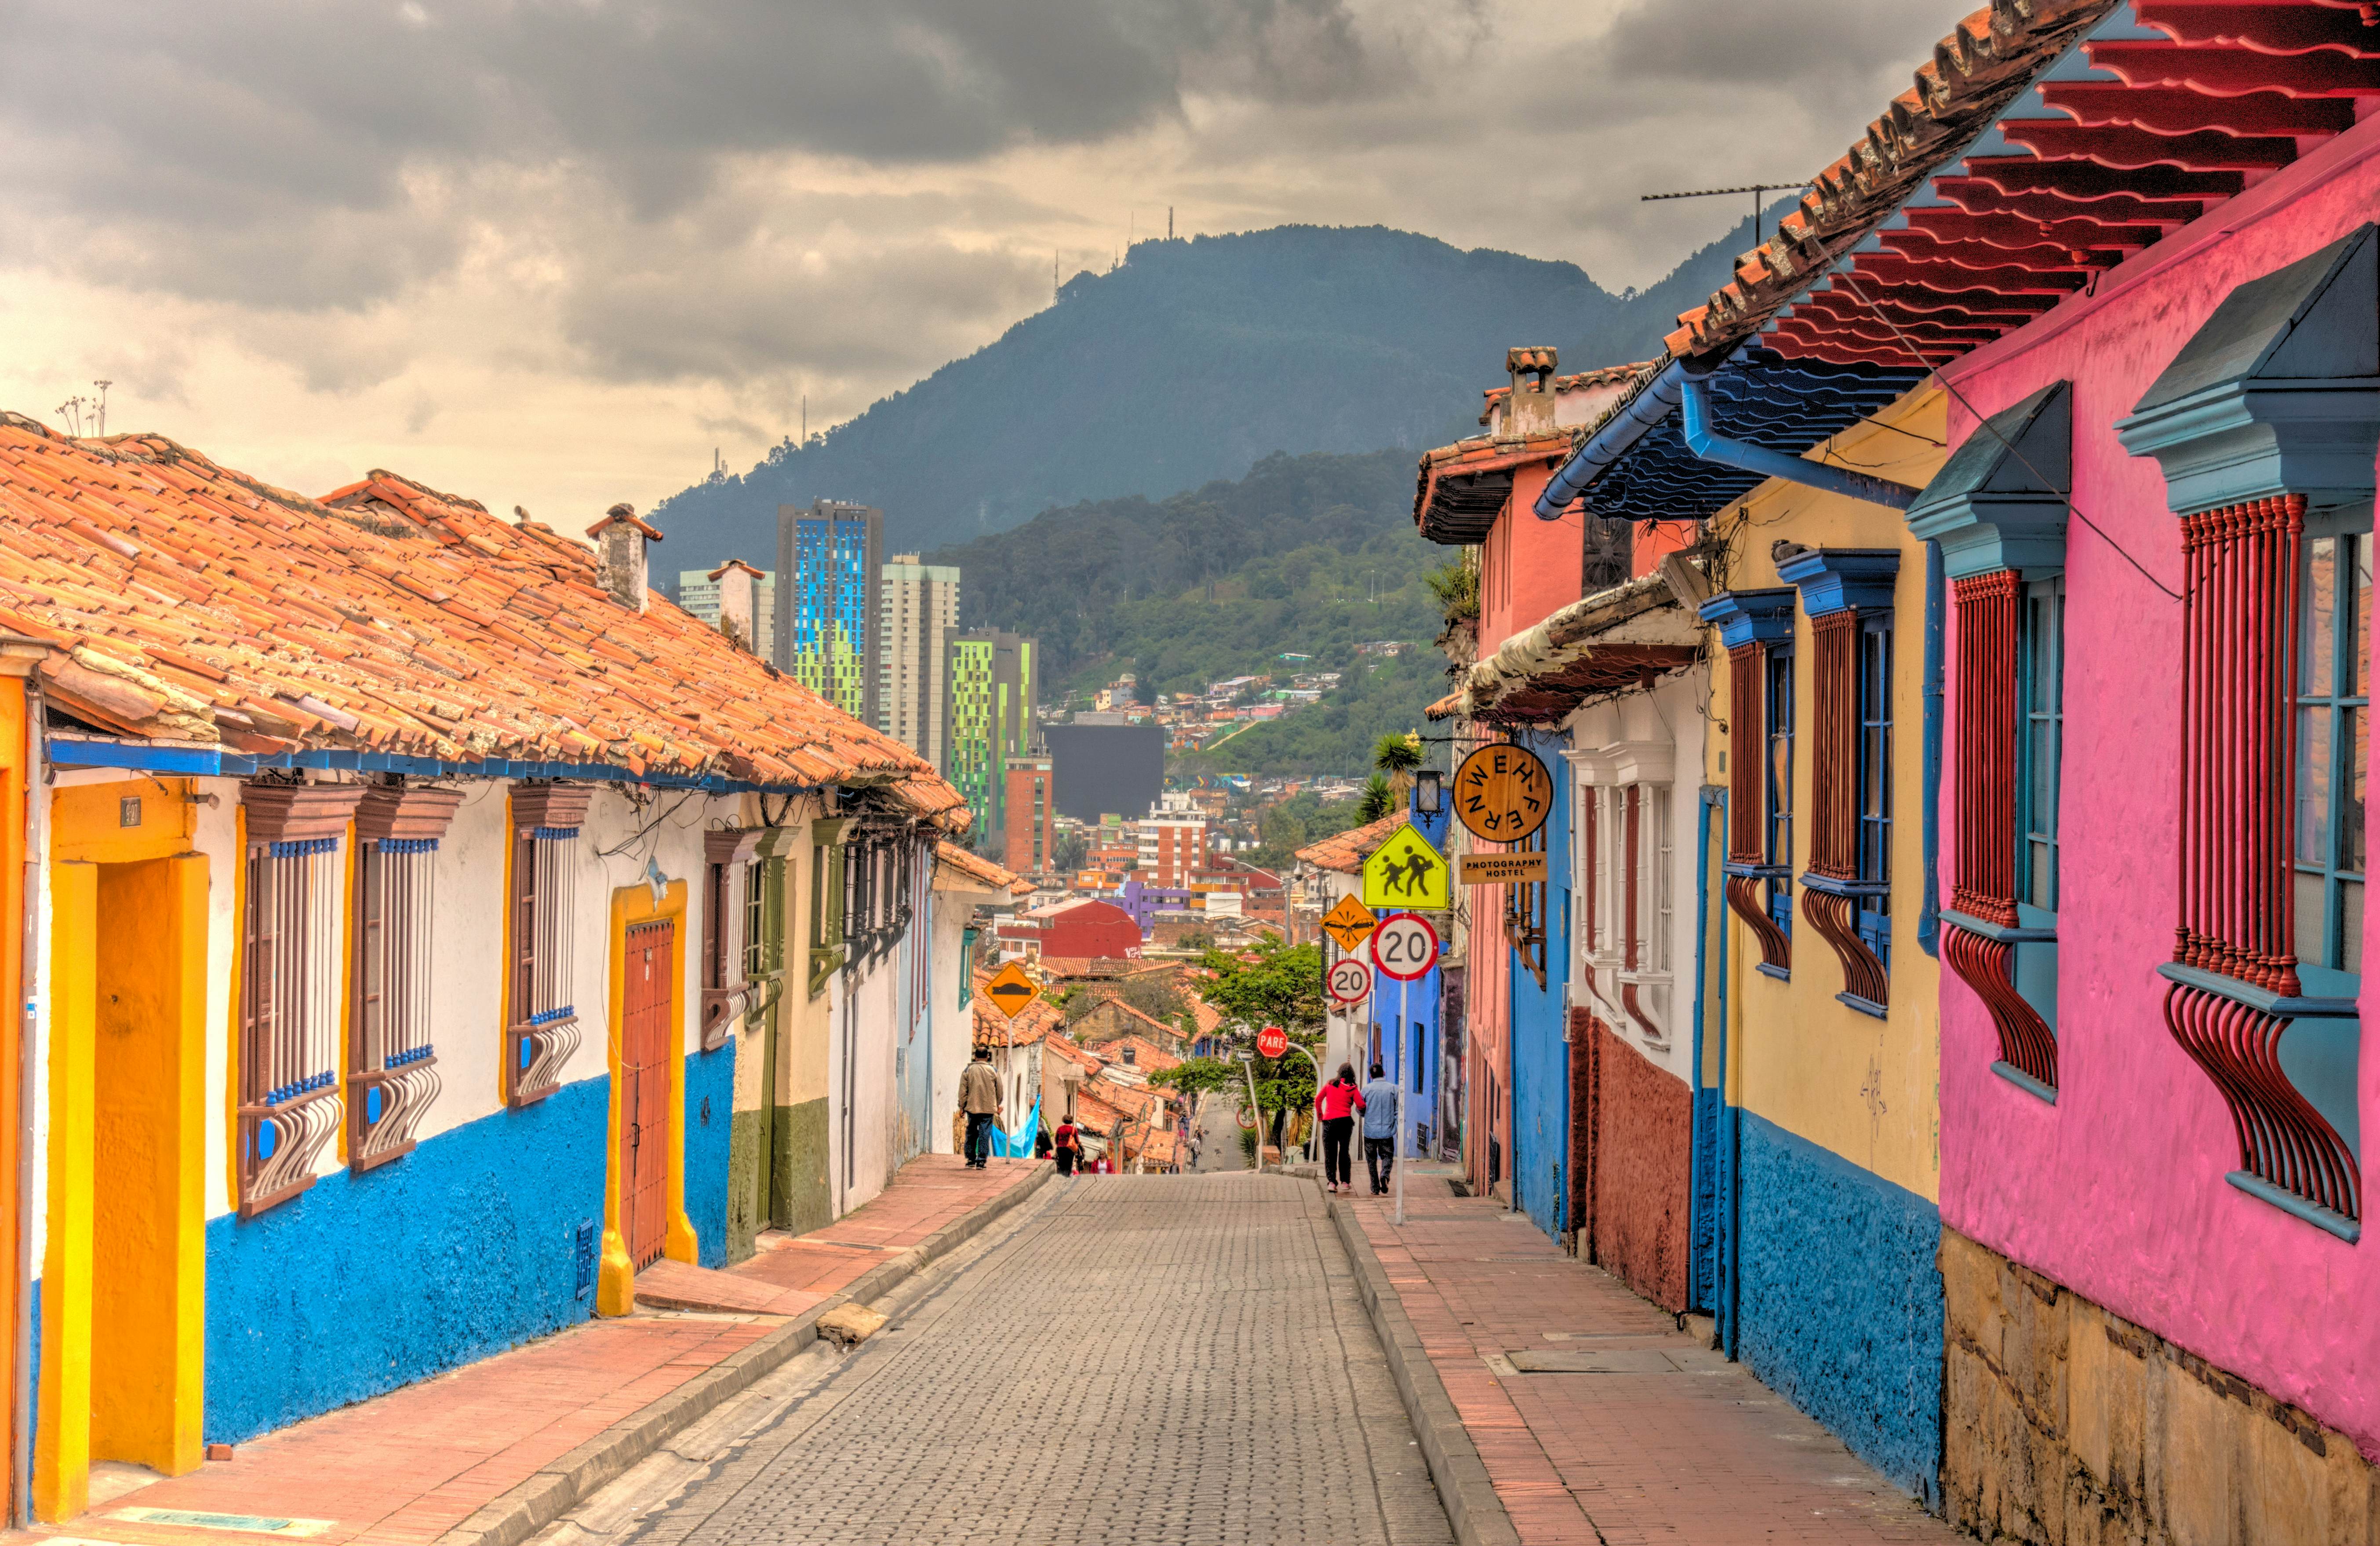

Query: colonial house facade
[0,424,983,1520]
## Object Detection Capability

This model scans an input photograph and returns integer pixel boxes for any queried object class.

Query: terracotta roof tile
[937,842,1028,895]
[1294,811,1405,874]
[0,418,964,826]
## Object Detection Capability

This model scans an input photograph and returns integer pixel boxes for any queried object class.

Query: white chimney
[709,558,765,651]
[586,502,660,612]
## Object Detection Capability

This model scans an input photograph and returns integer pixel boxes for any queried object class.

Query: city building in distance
[775,499,881,724]
[879,552,961,764]
[1003,749,1055,879]
[944,629,1036,848]
[1043,720,1164,825]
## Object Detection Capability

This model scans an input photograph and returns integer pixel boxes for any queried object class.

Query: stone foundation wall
[1941,1228,2380,1545]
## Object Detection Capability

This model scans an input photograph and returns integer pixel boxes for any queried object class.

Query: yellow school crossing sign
[1361,822,1450,912]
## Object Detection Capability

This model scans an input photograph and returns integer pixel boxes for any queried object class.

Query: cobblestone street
[628,1174,1450,1546]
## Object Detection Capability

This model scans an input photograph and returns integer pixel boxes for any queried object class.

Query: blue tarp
[991,1095,1042,1157]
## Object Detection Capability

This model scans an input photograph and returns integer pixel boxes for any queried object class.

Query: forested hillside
[651,216,1776,560]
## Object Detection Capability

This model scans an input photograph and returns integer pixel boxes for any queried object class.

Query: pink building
[1914,90,2380,1539]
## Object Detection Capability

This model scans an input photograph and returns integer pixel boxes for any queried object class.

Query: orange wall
[1479,462,1585,650]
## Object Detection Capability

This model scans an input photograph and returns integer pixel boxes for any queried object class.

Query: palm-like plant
[1373,731,1423,801]
[1358,772,1394,823]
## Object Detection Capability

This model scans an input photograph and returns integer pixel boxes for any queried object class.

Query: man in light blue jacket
[1361,1062,1401,1196]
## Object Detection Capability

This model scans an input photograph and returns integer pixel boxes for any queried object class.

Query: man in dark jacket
[959,1046,1002,1168]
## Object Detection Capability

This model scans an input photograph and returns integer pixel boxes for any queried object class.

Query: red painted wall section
[1933,116,2380,1457]
[1573,1011,1690,1312]
[1044,901,1142,960]
[1480,461,1584,650]
[1631,517,1696,580]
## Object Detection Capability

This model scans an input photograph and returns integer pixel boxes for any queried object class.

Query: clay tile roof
[1662,0,2119,363]
[1042,1032,1105,1070]
[1476,361,1655,426]
[1099,1033,1183,1072]
[1410,432,1575,544]
[1295,811,1405,874]
[973,988,1062,1046]
[938,842,1026,894]
[0,418,965,826]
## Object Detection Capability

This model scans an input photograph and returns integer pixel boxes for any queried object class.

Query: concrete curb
[1327,1190,1522,1546]
[440,1164,1059,1546]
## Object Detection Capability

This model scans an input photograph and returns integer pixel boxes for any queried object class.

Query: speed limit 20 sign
[1369,913,1440,981]
[1326,957,1372,1005]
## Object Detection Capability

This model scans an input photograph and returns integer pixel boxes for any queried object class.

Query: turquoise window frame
[2293,519,2371,991]
[2013,574,2064,1032]
[1764,641,1795,941]
[1855,613,1892,972]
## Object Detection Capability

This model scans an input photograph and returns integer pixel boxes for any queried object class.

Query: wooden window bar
[238,782,365,1218]
[507,783,592,1107]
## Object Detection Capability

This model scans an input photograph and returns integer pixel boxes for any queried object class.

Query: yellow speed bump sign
[1319,895,1378,953]
[1361,822,1450,912]
[982,961,1041,1019]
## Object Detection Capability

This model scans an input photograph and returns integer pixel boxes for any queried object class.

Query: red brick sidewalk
[33,1155,1043,1546]
[1342,1181,1959,1546]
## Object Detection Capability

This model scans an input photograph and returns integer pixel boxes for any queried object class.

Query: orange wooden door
[621,919,673,1270]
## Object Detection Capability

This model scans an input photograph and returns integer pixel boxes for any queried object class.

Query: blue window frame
[1765,642,1795,939]
[1855,615,1892,970]
[2294,529,2370,985]
[2013,575,2064,1029]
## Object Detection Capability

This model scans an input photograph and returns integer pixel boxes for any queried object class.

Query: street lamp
[1414,768,1443,815]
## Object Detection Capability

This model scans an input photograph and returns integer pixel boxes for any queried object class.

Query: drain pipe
[1534,359,1689,520]
[1919,540,1944,959]
[1678,372,1921,511]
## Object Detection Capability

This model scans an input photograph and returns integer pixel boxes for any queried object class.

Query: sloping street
[623,1175,1449,1546]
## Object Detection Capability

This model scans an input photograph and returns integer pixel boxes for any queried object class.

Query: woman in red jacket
[1052,1116,1080,1177]
[1314,1064,1365,1194]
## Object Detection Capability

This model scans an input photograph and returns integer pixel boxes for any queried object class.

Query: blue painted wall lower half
[204,1074,611,1446]
[1510,729,1572,1241]
[684,1043,735,1269]
[1735,1111,1943,1507]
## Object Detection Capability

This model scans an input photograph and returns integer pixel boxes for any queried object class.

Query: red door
[622,919,674,1271]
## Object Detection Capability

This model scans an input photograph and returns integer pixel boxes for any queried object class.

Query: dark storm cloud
[0,0,1383,308]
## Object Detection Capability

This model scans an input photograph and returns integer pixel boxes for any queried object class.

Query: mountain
[924,448,1437,698]
[649,216,1776,563]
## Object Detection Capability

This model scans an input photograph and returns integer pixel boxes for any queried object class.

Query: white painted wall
[1561,668,1709,1086]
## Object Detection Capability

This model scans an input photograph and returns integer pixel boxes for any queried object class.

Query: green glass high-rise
[943,630,1036,845]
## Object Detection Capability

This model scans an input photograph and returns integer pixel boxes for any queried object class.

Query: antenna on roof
[92,380,111,437]
[1168,206,1174,240]
[1640,181,1812,248]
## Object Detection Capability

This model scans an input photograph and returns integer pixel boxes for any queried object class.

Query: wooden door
[621,919,673,1271]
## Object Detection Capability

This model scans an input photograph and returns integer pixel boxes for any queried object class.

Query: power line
[1824,261,2180,603]
[1641,181,1811,246]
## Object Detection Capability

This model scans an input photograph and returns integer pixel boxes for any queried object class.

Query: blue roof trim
[44,737,831,795]
[1777,548,1901,617]
[1541,349,1927,525]
[1698,588,1798,650]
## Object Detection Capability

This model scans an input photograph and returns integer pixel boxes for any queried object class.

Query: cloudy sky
[0,0,1956,527]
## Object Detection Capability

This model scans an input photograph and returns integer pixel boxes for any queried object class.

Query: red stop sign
[1255,1025,1289,1059]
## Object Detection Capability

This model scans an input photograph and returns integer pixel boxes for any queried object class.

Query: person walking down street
[1361,1062,1401,1196]
[1315,1063,1364,1195]
[1052,1115,1080,1177]
[959,1047,1003,1169]
[1034,1125,1053,1160]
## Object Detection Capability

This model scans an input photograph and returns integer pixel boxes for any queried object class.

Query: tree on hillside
[1373,731,1422,800]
